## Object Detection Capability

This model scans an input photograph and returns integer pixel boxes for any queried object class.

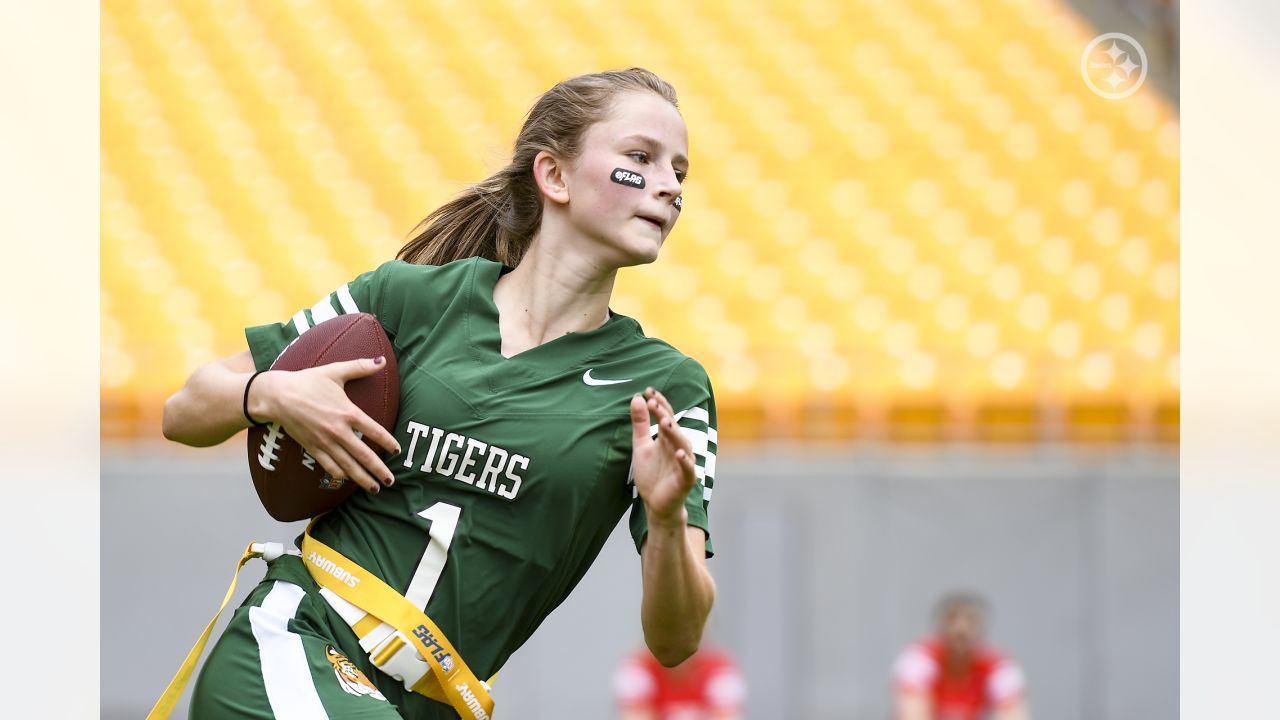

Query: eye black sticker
[673,196,682,211]
[611,168,645,188]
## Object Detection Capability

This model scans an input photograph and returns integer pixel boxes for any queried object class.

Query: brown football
[247,313,399,521]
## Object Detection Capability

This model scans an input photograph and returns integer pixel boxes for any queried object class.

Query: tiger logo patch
[325,645,387,701]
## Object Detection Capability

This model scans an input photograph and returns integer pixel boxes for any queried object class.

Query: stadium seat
[102,0,1178,442]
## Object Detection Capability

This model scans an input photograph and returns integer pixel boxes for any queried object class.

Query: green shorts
[189,554,458,719]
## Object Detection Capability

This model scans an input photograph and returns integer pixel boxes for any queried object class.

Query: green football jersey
[245,256,717,682]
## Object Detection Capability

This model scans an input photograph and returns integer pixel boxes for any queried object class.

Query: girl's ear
[532,150,570,205]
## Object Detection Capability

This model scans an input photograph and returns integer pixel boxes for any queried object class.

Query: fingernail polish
[374,355,385,365]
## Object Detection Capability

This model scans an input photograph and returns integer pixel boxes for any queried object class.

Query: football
[247,313,399,521]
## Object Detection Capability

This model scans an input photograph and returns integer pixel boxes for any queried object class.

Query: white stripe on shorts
[249,581,328,719]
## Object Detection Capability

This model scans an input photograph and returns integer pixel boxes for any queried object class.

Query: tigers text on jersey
[246,256,718,685]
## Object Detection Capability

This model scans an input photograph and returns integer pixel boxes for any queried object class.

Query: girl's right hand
[250,356,402,494]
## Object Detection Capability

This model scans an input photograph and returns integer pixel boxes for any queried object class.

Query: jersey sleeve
[893,643,939,693]
[986,659,1026,707]
[243,260,403,371]
[704,664,747,711]
[612,653,657,710]
[628,357,718,558]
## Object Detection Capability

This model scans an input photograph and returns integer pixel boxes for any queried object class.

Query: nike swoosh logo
[583,369,632,386]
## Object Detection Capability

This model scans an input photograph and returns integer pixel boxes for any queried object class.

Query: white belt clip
[367,631,432,691]
[319,588,431,692]
[250,542,285,562]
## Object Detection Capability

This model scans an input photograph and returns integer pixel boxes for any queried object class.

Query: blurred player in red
[614,645,746,720]
[893,592,1029,720]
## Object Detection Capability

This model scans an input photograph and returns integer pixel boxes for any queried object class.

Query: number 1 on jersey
[405,502,461,611]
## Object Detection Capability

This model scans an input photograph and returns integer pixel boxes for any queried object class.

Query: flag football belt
[147,540,284,720]
[300,519,496,719]
[146,529,495,720]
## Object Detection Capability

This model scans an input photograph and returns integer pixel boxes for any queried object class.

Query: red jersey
[893,638,1024,720]
[613,647,746,719]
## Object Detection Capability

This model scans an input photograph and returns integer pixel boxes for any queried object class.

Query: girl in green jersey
[163,68,718,719]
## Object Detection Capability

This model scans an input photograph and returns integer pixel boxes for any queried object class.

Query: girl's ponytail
[397,68,678,267]
[397,164,540,266]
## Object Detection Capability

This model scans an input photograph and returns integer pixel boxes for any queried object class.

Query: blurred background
[101,0,1178,718]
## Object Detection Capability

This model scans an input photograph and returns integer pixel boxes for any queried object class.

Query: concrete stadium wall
[102,443,1176,720]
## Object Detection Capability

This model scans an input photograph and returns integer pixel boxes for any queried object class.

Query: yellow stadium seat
[102,0,1178,441]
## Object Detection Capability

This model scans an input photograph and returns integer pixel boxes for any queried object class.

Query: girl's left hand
[629,387,698,527]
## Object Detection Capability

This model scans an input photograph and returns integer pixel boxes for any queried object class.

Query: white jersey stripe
[988,662,1026,702]
[681,406,710,424]
[650,420,714,461]
[291,310,311,336]
[310,297,338,325]
[249,581,328,719]
[335,283,359,314]
[648,408,690,438]
[649,406,712,438]
[679,427,709,458]
[643,404,717,505]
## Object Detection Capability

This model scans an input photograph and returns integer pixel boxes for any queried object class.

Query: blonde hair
[397,68,679,266]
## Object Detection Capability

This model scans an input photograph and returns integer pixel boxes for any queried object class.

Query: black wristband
[243,370,269,428]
